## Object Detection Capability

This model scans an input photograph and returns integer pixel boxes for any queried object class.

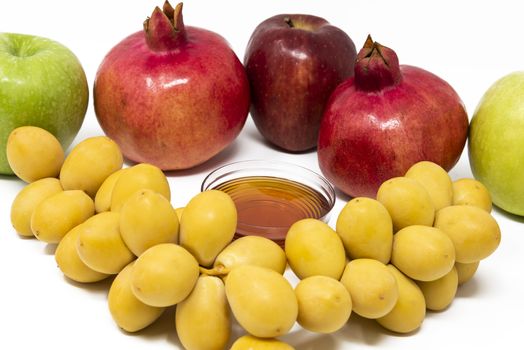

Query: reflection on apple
[0,32,88,175]
[244,14,357,152]
[469,72,524,216]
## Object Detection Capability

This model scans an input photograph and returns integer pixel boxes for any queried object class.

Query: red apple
[94,1,250,170]
[244,14,356,152]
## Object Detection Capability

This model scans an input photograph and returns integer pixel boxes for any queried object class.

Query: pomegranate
[318,36,468,198]
[94,1,250,170]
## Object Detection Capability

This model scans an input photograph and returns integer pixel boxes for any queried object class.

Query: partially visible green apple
[0,32,88,175]
[469,71,524,216]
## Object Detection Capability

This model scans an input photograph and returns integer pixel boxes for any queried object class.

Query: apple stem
[284,17,294,28]
[354,35,402,92]
[143,1,187,52]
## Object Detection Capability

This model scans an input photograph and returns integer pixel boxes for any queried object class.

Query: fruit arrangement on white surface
[0,1,521,349]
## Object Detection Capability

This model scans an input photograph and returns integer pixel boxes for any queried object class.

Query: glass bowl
[201,160,336,246]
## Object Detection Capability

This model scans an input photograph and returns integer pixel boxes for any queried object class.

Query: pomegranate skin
[318,65,468,198]
[94,25,250,170]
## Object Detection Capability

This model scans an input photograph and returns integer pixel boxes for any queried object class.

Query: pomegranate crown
[354,35,402,92]
[143,1,187,52]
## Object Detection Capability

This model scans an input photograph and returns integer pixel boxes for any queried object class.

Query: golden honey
[213,176,332,245]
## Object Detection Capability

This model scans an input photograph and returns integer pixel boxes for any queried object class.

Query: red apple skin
[94,27,250,170]
[318,66,469,198]
[244,14,356,152]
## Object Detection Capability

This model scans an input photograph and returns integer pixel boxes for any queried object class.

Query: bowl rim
[200,159,336,230]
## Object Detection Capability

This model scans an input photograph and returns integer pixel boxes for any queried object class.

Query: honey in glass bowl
[201,160,336,246]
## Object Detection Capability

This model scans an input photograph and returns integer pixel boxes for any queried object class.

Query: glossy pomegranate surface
[94,2,250,170]
[318,36,468,198]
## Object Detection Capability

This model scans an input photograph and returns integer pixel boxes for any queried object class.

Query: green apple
[469,71,524,216]
[0,32,88,175]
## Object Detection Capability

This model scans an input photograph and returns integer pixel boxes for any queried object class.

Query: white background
[1,0,523,349]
